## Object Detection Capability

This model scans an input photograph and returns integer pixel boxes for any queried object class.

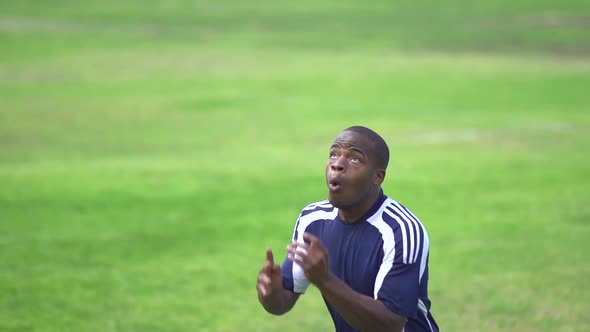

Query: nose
[330,158,345,172]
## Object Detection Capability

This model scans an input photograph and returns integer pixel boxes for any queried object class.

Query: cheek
[351,170,372,188]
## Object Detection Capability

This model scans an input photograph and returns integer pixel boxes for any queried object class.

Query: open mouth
[328,177,343,192]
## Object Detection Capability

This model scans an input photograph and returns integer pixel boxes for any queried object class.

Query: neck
[338,187,381,223]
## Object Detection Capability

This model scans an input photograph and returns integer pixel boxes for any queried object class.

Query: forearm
[258,288,298,315]
[316,273,406,332]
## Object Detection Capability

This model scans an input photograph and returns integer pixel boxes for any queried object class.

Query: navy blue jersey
[282,191,438,332]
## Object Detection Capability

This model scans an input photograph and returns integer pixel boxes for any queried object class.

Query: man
[256,126,438,332]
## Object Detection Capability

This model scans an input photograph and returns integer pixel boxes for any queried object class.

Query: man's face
[325,130,380,209]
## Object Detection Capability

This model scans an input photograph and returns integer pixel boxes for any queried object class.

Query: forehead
[331,130,373,152]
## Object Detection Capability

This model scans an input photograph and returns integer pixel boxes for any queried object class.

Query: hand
[257,248,283,298]
[287,232,330,285]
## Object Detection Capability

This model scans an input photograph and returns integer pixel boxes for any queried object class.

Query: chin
[328,195,349,209]
[327,195,340,207]
[328,198,341,208]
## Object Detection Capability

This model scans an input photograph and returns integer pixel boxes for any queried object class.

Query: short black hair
[343,126,390,170]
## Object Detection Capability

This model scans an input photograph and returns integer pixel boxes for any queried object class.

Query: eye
[330,152,338,159]
[350,156,359,163]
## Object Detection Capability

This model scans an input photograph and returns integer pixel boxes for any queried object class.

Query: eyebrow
[331,143,368,159]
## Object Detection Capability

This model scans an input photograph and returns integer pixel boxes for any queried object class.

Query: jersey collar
[337,189,387,225]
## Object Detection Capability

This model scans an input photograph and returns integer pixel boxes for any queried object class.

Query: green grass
[1,1,589,331]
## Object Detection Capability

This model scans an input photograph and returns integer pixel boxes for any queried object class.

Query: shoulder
[296,199,337,226]
[299,199,336,218]
[291,199,337,241]
[380,198,427,232]
[369,197,430,264]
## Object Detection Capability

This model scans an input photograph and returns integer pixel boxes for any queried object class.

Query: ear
[374,169,386,185]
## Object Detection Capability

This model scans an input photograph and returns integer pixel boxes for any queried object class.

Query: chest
[315,222,384,295]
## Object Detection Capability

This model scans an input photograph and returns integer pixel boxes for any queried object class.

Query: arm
[256,248,300,315]
[288,233,407,332]
[315,273,406,332]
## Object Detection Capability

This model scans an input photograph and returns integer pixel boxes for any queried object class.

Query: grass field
[1,1,590,331]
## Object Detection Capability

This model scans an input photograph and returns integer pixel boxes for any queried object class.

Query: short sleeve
[281,257,310,294]
[281,214,311,294]
[374,201,430,319]
[375,261,421,318]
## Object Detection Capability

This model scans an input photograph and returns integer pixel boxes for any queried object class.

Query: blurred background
[1,1,589,331]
